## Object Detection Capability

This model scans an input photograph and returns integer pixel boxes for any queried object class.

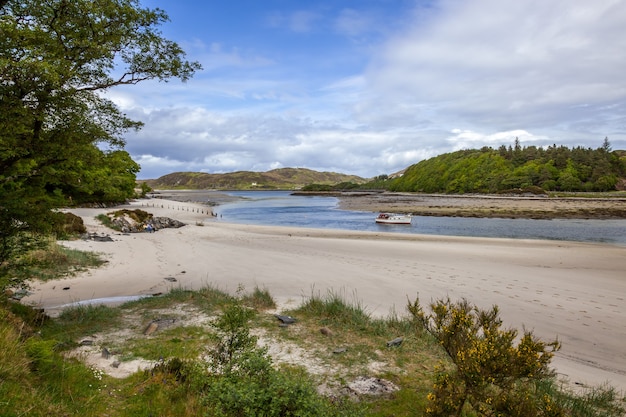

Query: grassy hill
[143,168,366,190]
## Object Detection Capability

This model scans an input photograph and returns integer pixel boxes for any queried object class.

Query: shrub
[409,297,562,416]
[197,299,360,416]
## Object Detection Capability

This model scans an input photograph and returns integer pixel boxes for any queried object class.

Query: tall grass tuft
[0,309,31,382]
[44,304,122,343]
[120,285,236,314]
[298,288,371,331]
[95,213,119,230]
[370,307,416,338]
[243,286,276,310]
[12,238,104,283]
[540,379,626,417]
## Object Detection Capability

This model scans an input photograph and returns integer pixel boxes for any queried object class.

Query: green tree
[601,137,612,153]
[409,297,561,416]
[557,160,582,191]
[0,0,200,285]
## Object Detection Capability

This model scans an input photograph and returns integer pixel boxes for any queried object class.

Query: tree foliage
[388,140,626,193]
[409,297,562,416]
[0,0,199,274]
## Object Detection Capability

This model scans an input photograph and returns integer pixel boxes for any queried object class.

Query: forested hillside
[389,139,626,193]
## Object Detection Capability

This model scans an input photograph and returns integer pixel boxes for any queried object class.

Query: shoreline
[151,189,626,219]
[23,198,626,392]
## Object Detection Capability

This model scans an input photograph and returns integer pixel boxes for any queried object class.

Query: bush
[196,299,360,416]
[409,297,562,416]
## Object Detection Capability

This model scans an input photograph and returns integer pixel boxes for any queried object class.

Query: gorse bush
[409,297,562,416]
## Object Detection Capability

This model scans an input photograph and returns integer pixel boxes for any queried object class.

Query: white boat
[375,213,412,224]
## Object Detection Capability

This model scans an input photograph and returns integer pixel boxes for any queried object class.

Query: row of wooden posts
[140,202,212,215]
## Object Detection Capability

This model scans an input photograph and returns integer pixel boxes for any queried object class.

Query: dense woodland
[390,139,625,193]
[304,138,626,194]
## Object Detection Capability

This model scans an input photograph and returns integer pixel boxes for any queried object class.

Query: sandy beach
[24,198,626,392]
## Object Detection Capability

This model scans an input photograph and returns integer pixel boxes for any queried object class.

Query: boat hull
[375,214,412,224]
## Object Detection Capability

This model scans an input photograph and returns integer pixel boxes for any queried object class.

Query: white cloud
[366,0,626,131]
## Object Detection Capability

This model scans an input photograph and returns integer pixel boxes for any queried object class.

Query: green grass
[95,213,119,230]
[119,285,235,313]
[124,325,214,361]
[10,238,104,283]
[549,190,626,198]
[41,304,123,344]
[242,285,277,310]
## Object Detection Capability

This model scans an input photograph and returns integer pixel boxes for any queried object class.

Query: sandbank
[23,198,626,392]
[334,191,626,219]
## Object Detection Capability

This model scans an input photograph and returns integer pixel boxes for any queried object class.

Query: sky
[107,0,626,180]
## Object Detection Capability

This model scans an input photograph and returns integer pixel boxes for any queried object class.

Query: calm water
[211,191,626,246]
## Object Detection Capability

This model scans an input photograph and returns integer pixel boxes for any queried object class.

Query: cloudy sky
[108,0,626,180]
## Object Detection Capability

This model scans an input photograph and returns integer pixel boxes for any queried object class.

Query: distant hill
[142,168,367,190]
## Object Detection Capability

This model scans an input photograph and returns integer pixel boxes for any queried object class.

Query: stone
[386,336,404,347]
[346,376,399,396]
[143,322,159,335]
[320,327,334,336]
[85,233,114,242]
[275,314,296,324]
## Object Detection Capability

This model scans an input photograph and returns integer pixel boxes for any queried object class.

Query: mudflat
[334,191,626,219]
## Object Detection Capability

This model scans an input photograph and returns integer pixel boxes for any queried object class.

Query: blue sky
[107,0,626,179]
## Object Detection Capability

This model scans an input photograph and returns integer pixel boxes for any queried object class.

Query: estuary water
[211,191,626,246]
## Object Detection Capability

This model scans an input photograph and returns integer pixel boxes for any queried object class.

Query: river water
[205,191,626,246]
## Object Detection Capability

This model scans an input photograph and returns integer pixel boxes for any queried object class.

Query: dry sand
[23,198,626,391]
